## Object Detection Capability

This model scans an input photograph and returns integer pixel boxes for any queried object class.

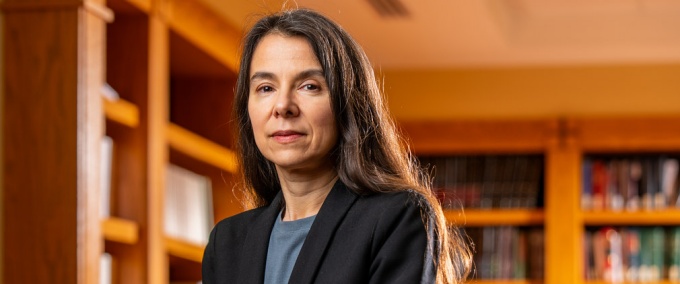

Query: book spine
[582,158,593,210]
[668,227,680,281]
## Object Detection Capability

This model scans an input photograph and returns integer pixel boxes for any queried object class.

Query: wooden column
[2,0,111,283]
[545,120,583,284]
[148,2,169,283]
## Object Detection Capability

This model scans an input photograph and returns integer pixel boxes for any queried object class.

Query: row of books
[101,136,215,246]
[418,155,544,209]
[582,155,680,211]
[584,226,680,282]
[465,226,544,280]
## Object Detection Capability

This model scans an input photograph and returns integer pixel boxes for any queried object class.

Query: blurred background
[205,0,680,119]
[2,0,680,283]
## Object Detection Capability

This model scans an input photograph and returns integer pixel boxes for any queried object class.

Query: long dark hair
[233,9,471,284]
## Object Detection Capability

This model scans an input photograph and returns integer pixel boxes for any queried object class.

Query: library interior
[2,0,680,283]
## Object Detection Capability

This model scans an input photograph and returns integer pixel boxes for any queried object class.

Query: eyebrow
[250,69,325,83]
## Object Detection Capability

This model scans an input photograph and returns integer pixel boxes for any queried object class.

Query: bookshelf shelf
[446,209,545,226]
[585,281,677,284]
[582,209,680,225]
[108,0,151,14]
[165,236,205,263]
[101,218,139,245]
[469,281,542,284]
[166,123,238,173]
[103,98,139,128]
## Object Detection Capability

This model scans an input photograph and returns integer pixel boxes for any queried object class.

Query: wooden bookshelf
[403,117,680,283]
[446,209,545,226]
[102,218,140,244]
[101,0,239,283]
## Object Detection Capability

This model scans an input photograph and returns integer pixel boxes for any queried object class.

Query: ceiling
[202,0,680,69]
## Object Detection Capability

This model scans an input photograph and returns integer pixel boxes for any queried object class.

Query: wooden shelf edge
[165,236,204,263]
[166,123,238,173]
[446,208,545,226]
[467,280,541,284]
[585,281,677,284]
[104,98,140,128]
[582,209,680,225]
[125,0,151,13]
[102,217,139,244]
[165,0,240,72]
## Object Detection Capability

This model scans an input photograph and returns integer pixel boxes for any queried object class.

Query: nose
[273,90,300,118]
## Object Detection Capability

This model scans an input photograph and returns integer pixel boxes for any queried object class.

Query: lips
[271,130,304,143]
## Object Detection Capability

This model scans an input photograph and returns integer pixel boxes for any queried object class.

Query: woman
[202,9,472,284]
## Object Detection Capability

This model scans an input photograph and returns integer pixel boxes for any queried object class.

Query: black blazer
[202,181,436,284]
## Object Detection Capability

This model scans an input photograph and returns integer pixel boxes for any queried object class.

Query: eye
[301,84,320,91]
[257,85,274,93]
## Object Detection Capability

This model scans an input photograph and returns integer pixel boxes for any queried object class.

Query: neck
[276,166,338,221]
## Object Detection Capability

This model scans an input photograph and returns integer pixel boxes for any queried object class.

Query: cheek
[317,107,338,145]
[247,104,265,141]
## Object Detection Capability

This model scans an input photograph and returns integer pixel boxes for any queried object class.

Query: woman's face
[248,33,338,173]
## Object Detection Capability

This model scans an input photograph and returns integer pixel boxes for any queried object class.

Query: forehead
[249,34,321,75]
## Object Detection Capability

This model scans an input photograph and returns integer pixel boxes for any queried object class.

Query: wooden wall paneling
[2,0,109,282]
[105,12,150,284]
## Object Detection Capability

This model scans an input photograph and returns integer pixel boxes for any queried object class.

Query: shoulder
[211,206,268,239]
[358,189,430,214]
[347,189,432,236]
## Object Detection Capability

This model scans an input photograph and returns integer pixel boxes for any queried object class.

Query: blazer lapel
[236,191,283,284]
[288,181,359,284]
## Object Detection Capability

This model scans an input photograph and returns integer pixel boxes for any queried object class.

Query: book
[100,136,113,218]
[627,160,643,211]
[623,227,641,282]
[100,253,112,284]
[668,227,680,281]
[164,164,214,245]
[582,158,593,210]
[591,160,608,211]
[601,227,624,282]
[662,158,679,208]
[607,161,624,211]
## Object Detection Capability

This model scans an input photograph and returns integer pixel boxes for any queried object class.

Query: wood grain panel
[3,4,105,283]
[399,119,557,154]
[571,116,680,152]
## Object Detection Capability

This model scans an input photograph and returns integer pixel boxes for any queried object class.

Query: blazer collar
[235,180,359,284]
[289,180,359,284]
[236,190,284,284]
